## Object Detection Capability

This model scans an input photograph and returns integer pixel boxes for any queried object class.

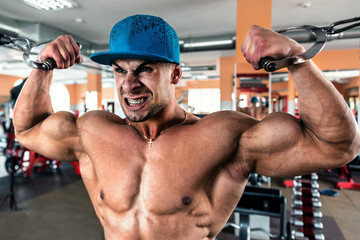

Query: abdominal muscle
[78,147,239,240]
[98,204,215,240]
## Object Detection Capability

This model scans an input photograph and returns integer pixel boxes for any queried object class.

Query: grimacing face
[112,59,175,122]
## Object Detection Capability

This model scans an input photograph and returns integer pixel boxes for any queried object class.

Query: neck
[127,105,187,141]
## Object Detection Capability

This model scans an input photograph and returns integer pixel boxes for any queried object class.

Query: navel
[100,190,105,200]
[182,196,192,206]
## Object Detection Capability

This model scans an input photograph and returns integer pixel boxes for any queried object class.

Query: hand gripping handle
[258,25,328,72]
[23,41,82,71]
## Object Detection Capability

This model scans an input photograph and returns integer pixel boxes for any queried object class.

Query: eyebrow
[111,60,157,71]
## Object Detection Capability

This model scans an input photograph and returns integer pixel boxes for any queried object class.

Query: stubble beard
[120,85,171,123]
[122,100,167,123]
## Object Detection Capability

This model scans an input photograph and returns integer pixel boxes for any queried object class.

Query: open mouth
[125,97,149,107]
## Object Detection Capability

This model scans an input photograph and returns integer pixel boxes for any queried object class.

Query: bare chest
[77,122,244,238]
[82,139,218,214]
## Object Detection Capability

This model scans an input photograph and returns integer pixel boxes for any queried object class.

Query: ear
[171,64,182,85]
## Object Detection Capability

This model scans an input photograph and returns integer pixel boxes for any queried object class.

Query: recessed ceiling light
[20,0,78,11]
[75,18,84,23]
[300,2,312,8]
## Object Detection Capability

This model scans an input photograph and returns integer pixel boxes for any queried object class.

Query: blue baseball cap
[90,14,180,65]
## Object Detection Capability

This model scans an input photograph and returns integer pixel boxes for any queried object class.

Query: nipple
[182,196,192,206]
[100,190,104,200]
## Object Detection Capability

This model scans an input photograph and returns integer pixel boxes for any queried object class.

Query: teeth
[127,98,146,106]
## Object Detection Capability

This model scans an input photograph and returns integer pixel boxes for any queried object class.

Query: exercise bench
[224,185,287,240]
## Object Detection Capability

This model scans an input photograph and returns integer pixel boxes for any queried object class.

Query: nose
[121,74,141,93]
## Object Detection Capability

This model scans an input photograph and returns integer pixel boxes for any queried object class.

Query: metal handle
[0,33,13,45]
[22,39,53,70]
[43,58,58,71]
[259,25,328,72]
[259,57,277,72]
[0,33,82,71]
[22,40,81,71]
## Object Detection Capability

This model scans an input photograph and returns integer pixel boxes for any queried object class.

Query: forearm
[13,69,54,134]
[289,61,360,155]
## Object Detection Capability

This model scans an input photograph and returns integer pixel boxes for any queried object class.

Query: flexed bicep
[239,112,335,178]
[15,111,80,162]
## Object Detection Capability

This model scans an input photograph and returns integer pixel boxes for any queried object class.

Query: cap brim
[90,51,178,65]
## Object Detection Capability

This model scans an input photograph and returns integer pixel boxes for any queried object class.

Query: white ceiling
[0,0,359,83]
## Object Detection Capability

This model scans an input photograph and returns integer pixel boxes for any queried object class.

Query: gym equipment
[288,173,325,240]
[223,185,287,240]
[0,155,24,211]
[1,119,80,178]
[260,16,360,72]
[2,120,62,177]
[0,33,81,71]
[283,174,318,188]
[0,120,24,211]
[336,156,360,190]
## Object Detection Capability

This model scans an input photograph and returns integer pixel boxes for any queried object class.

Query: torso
[76,111,253,240]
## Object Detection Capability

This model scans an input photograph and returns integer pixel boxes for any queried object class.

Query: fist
[241,25,304,70]
[38,35,83,69]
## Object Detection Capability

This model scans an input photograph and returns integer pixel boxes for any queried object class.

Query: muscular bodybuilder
[13,15,360,240]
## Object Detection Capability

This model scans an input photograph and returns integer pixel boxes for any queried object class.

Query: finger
[67,36,81,63]
[68,36,81,56]
[55,36,76,69]
[42,37,66,69]
[63,42,76,68]
[40,43,63,69]
[67,36,83,65]
[75,55,83,64]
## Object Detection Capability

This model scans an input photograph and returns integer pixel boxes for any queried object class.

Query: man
[13,14,360,240]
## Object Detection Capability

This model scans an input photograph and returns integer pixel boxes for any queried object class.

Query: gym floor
[0,160,359,240]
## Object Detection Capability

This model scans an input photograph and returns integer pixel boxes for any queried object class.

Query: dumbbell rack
[289,173,325,240]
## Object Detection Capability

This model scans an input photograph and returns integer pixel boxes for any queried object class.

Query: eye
[137,66,153,73]
[115,67,127,74]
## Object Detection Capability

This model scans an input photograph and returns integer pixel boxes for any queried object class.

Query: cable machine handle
[22,41,81,71]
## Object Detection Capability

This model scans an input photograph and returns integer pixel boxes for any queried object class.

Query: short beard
[124,102,167,122]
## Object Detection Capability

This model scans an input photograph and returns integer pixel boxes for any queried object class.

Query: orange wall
[272,81,289,96]
[66,84,115,105]
[87,72,102,108]
[236,0,272,66]
[220,56,236,101]
[103,87,115,99]
[66,83,87,105]
[313,49,359,70]
[186,79,219,89]
[344,76,360,89]
[0,74,22,97]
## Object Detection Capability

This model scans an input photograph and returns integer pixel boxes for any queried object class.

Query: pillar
[232,0,272,112]
[87,72,102,110]
[236,0,272,67]
[220,56,236,110]
[287,75,296,115]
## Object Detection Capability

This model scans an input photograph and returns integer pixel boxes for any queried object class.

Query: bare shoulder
[192,110,299,140]
[77,110,126,128]
[195,110,258,134]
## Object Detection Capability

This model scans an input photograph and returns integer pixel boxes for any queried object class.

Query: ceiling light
[20,0,78,11]
[300,2,311,8]
[75,18,84,23]
[184,40,233,48]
